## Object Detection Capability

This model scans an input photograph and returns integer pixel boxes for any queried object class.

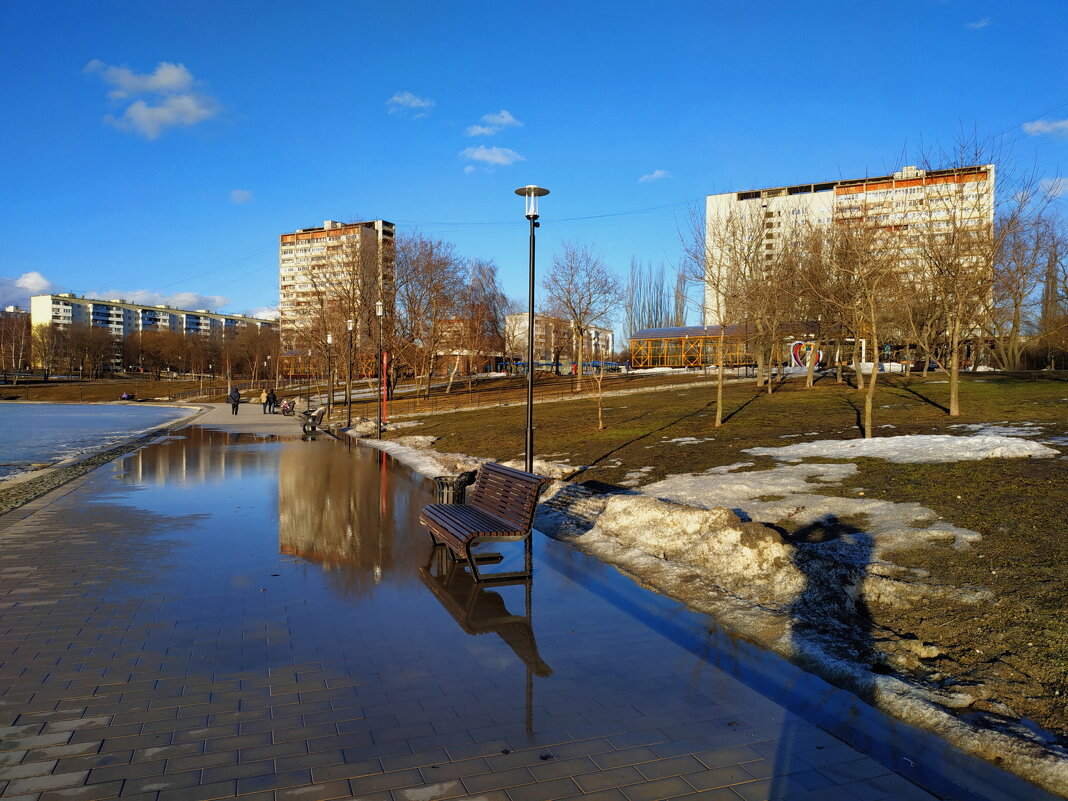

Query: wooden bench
[419,462,549,582]
[300,407,326,434]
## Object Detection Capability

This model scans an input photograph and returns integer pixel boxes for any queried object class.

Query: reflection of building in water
[277,443,427,595]
[120,427,281,486]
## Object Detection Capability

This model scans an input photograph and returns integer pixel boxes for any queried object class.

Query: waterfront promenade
[0,414,943,801]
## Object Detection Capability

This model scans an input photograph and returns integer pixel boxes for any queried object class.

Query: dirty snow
[743,434,1057,463]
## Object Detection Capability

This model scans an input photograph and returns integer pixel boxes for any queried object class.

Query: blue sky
[2,0,1066,325]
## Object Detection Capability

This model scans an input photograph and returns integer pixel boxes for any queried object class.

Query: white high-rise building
[278,219,395,345]
[703,165,995,325]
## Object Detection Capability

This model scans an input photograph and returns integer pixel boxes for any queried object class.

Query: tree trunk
[715,330,725,427]
[864,333,878,438]
[852,347,864,391]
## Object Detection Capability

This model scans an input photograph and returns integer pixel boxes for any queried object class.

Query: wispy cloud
[387,91,434,117]
[638,169,671,183]
[460,145,525,167]
[464,109,523,136]
[1041,177,1068,198]
[965,17,990,29]
[1023,118,1068,137]
[85,60,219,139]
[0,271,58,308]
[230,189,253,204]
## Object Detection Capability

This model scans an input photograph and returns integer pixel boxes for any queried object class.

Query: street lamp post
[346,319,354,427]
[376,300,384,439]
[326,333,333,421]
[515,185,549,474]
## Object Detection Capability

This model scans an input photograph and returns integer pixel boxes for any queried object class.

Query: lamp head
[326,333,333,345]
[346,319,354,332]
[515,185,550,220]
[375,300,384,317]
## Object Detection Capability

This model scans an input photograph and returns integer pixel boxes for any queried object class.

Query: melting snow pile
[744,434,1057,463]
[535,431,1067,794]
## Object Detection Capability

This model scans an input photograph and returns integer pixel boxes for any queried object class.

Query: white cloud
[463,165,476,174]
[230,189,253,204]
[638,169,671,183]
[0,271,59,308]
[87,288,230,311]
[86,60,219,139]
[249,306,279,320]
[107,94,218,140]
[465,109,522,136]
[965,17,990,29]
[461,145,525,167]
[1041,177,1068,198]
[387,91,434,117]
[1023,118,1068,137]
[85,60,194,99]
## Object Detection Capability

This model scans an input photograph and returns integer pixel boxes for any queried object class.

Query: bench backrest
[467,462,549,531]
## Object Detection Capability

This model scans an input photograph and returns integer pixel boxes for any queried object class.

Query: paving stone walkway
[0,432,941,801]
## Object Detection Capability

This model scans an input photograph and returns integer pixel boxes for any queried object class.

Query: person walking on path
[266,389,278,414]
[260,388,269,414]
[228,387,241,415]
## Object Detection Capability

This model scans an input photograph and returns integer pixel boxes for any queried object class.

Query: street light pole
[376,300,384,439]
[326,333,333,421]
[346,319,354,427]
[515,185,549,474]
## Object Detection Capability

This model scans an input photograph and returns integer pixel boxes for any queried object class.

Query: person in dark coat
[266,389,278,414]
[228,387,241,415]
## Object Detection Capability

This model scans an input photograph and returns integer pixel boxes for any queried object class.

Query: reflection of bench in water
[419,550,551,678]
[300,407,326,434]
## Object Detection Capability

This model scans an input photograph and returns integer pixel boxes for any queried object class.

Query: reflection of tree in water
[119,426,282,485]
[278,443,430,598]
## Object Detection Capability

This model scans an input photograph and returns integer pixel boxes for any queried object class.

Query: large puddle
[65,427,1049,801]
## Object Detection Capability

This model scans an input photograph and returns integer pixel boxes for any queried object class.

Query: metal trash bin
[432,470,477,504]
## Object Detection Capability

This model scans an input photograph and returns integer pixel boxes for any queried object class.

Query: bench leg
[465,540,531,583]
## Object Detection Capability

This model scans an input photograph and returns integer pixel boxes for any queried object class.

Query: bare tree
[394,233,464,398]
[805,220,900,437]
[984,209,1056,370]
[541,242,623,392]
[31,323,64,380]
[0,313,31,382]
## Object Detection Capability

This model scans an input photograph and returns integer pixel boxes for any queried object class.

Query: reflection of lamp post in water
[376,300,384,439]
[346,318,354,427]
[326,333,333,420]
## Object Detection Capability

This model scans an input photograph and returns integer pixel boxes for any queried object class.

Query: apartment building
[29,294,276,338]
[703,165,995,324]
[505,313,614,365]
[278,219,395,346]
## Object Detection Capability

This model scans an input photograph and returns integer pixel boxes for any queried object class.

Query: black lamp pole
[515,185,549,474]
[346,319,354,427]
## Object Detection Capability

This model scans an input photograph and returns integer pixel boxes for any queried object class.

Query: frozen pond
[0,402,193,479]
